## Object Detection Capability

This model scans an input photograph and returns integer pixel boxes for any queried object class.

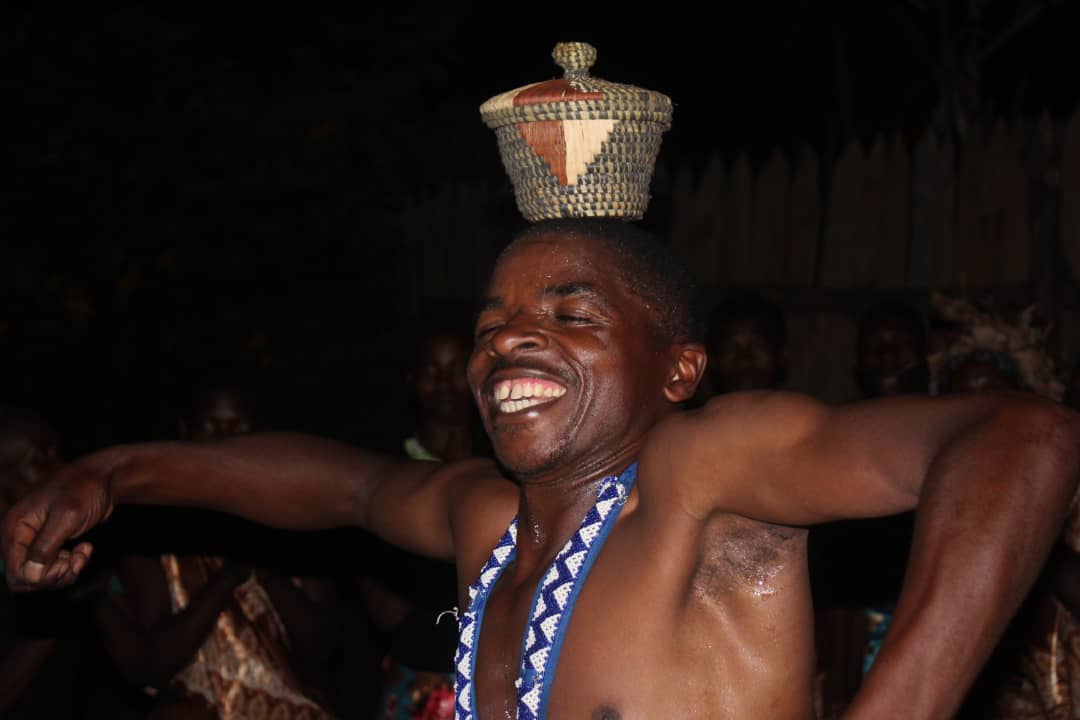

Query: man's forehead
[488,234,616,287]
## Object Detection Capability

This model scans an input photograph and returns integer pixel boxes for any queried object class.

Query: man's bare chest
[471,539,664,720]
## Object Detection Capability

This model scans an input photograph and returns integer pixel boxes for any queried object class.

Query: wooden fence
[396,112,1080,402]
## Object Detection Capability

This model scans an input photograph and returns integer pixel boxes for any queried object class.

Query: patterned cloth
[862,606,895,677]
[379,660,456,720]
[160,555,335,720]
[990,593,1080,719]
[988,496,1080,719]
[454,464,637,720]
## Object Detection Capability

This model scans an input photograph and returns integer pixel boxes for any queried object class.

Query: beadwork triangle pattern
[454,465,636,720]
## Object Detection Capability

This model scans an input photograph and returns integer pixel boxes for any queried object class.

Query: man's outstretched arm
[841,399,1079,719]
[656,390,1080,719]
[2,432,487,590]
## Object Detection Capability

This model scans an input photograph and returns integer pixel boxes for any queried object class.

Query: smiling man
[3,217,1080,720]
[7,37,1080,718]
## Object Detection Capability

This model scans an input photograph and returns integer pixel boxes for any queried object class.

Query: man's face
[181,390,256,441]
[412,331,473,424]
[708,318,782,393]
[944,359,1018,395]
[467,232,675,480]
[855,315,929,397]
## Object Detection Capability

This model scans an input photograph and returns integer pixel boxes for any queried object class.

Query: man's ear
[663,343,708,404]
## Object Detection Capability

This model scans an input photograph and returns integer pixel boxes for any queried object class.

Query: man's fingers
[8,553,77,591]
[70,542,93,576]
[55,552,80,587]
[25,504,84,572]
[3,496,90,588]
[38,550,81,589]
[23,559,46,584]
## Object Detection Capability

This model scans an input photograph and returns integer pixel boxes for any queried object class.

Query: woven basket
[480,42,673,222]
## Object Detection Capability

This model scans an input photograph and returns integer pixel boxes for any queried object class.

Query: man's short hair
[706,293,787,351]
[503,219,706,344]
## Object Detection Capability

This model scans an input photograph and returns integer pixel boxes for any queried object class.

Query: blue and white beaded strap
[455,520,518,720]
[453,463,637,720]
[516,465,636,720]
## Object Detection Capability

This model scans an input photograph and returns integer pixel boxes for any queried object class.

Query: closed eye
[475,324,501,339]
[555,314,592,324]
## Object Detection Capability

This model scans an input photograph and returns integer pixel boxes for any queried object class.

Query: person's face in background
[855,313,930,398]
[0,418,61,512]
[412,330,474,426]
[943,359,1018,394]
[707,317,784,393]
[179,389,257,441]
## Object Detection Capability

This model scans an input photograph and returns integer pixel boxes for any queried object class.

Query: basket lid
[480,42,673,129]
[479,42,673,222]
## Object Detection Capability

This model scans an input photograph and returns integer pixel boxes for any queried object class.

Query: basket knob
[552,42,596,79]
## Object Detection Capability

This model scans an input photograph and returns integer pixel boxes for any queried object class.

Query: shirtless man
[4,219,1080,719]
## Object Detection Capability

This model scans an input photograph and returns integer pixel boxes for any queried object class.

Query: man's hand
[2,455,118,591]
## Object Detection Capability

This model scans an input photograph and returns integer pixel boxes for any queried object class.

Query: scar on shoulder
[592,705,621,720]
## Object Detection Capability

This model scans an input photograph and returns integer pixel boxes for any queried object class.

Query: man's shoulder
[647,391,827,454]
[440,457,517,523]
[637,391,833,520]
[698,389,826,419]
[437,456,510,490]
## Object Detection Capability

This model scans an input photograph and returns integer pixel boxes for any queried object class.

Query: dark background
[4,0,1079,454]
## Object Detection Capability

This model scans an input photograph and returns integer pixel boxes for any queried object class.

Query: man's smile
[492,377,567,414]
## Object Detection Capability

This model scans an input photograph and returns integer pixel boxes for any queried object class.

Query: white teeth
[500,397,545,414]
[493,380,568,412]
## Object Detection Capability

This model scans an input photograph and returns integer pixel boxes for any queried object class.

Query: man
[705,293,787,395]
[3,219,1079,719]
[93,383,339,719]
[853,300,931,399]
[402,307,489,463]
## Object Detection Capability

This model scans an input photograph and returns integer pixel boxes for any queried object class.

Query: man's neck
[511,446,639,578]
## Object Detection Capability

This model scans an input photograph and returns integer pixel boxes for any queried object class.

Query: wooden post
[1025,113,1066,359]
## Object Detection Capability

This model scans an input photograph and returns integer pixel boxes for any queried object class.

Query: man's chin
[491,440,568,481]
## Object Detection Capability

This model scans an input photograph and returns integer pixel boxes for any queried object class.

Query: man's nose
[489,313,547,356]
